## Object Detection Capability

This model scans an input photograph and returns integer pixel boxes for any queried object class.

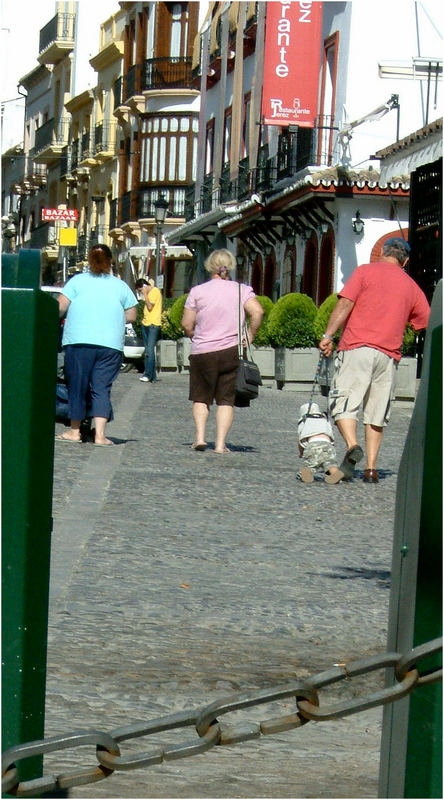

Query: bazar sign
[42,208,79,221]
[262,1,323,127]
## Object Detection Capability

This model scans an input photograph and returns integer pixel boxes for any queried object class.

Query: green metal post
[379,280,442,798]
[2,250,59,782]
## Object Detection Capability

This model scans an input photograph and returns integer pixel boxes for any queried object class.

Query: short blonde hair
[204,248,236,275]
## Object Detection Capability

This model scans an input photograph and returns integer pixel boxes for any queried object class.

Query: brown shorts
[189,345,239,406]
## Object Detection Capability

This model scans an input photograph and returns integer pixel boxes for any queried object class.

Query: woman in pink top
[182,249,263,453]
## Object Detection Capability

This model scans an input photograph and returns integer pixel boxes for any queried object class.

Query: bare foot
[55,432,82,443]
[214,446,230,454]
[93,437,115,447]
[191,442,207,451]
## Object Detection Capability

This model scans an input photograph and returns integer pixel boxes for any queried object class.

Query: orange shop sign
[42,208,79,222]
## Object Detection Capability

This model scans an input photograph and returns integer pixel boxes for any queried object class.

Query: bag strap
[238,282,254,360]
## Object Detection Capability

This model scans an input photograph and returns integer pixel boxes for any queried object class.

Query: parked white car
[122,323,145,370]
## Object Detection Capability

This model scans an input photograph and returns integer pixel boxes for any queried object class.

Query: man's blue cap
[384,237,411,253]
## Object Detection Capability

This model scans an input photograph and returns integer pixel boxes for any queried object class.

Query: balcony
[109,198,119,232]
[120,57,193,104]
[79,130,95,166]
[138,187,186,219]
[26,221,56,249]
[89,226,109,248]
[38,13,75,65]
[70,139,79,172]
[94,122,117,160]
[34,117,70,164]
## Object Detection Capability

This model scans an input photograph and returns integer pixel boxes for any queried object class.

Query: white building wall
[336,0,442,170]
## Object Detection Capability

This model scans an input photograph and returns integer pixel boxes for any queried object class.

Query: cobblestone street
[46,371,415,798]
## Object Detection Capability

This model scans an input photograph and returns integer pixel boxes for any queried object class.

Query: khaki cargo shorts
[329,347,398,427]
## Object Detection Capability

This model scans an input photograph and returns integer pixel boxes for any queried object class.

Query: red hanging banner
[262,1,323,127]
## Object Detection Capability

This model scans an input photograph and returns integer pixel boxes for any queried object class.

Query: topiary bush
[267,293,317,348]
[250,295,274,346]
[401,323,417,356]
[313,293,341,345]
[169,293,188,336]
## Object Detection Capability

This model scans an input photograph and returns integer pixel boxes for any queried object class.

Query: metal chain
[3,637,441,797]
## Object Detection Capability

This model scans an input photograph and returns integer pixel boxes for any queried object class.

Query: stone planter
[250,345,275,383]
[394,356,417,399]
[274,347,320,390]
[176,337,191,372]
[156,339,178,372]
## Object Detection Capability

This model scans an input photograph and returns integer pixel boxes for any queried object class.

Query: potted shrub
[169,294,191,372]
[267,293,318,388]
[396,324,418,399]
[249,295,275,380]
[156,298,179,371]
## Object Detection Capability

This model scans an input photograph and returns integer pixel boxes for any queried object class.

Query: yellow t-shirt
[142,287,162,326]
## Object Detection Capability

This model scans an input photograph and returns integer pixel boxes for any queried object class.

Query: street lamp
[154,195,169,285]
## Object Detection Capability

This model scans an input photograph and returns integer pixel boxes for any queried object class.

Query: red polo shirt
[337,261,430,361]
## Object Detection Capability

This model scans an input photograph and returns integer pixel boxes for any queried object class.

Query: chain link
[3,638,441,798]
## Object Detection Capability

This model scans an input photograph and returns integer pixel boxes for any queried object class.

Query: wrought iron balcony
[34,117,70,157]
[94,122,116,157]
[121,57,193,103]
[109,198,119,231]
[89,226,109,248]
[27,221,56,249]
[70,139,79,172]
[138,187,186,219]
[38,13,75,63]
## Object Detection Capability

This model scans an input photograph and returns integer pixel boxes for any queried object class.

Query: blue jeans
[64,344,122,421]
[141,325,160,380]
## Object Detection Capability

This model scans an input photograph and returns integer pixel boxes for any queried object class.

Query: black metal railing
[39,13,75,53]
[80,130,92,161]
[201,174,213,213]
[121,57,192,102]
[141,57,192,91]
[76,233,88,262]
[27,222,54,249]
[138,187,186,219]
[94,122,116,154]
[59,147,69,178]
[113,77,123,109]
[34,117,70,153]
[70,138,79,171]
[109,198,118,230]
[89,226,109,248]
[120,191,133,225]
[184,185,195,222]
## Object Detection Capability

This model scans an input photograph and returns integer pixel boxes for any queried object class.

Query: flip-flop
[93,441,115,447]
[55,434,82,444]
[191,443,207,451]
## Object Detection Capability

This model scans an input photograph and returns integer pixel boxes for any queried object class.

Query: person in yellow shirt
[135,278,163,383]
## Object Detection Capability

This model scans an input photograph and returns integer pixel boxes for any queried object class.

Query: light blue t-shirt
[61,272,137,352]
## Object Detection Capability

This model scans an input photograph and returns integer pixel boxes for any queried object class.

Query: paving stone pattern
[46,372,415,798]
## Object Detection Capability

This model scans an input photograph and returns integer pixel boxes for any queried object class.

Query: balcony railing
[76,233,88,262]
[138,187,186,219]
[34,117,70,154]
[80,130,93,161]
[89,226,109,248]
[39,13,75,53]
[27,221,55,249]
[94,122,116,155]
[70,138,79,171]
[120,191,133,225]
[109,198,119,230]
[121,57,192,103]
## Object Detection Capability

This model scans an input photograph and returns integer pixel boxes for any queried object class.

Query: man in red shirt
[319,238,430,483]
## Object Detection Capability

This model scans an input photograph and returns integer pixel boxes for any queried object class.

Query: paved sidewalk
[45,372,415,798]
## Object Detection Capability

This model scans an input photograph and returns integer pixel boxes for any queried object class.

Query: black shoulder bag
[234,283,262,407]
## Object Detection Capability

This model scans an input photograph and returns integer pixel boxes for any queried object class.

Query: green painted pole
[2,250,58,782]
[379,280,442,797]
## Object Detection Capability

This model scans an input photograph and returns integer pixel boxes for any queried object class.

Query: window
[223,107,232,165]
[318,32,339,165]
[170,3,189,59]
[205,119,215,174]
[242,93,251,158]
[140,114,197,184]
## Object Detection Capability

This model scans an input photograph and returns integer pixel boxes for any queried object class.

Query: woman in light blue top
[56,244,137,446]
